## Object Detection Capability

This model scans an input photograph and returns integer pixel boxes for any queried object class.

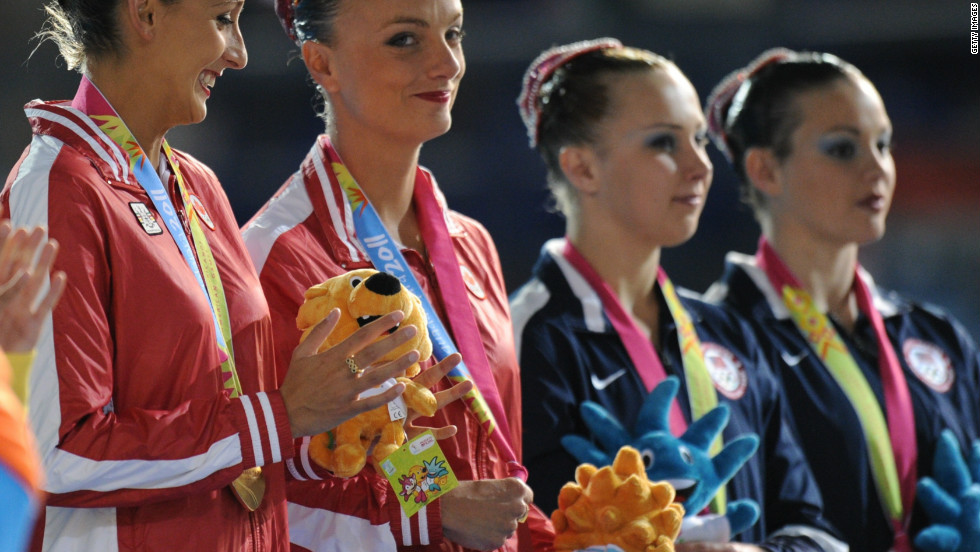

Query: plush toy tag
[359,378,407,421]
[380,430,458,517]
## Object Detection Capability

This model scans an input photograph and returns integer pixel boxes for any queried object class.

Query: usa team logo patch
[702,342,748,400]
[903,338,954,393]
[129,202,163,235]
[459,264,486,300]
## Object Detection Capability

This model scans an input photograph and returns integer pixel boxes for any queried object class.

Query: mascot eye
[679,445,694,466]
[640,449,655,469]
[349,276,364,288]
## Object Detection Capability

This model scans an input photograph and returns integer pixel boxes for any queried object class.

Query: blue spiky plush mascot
[561,377,760,541]
[914,429,980,552]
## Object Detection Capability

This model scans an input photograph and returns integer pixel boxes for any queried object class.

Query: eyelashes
[385,27,465,48]
[646,134,676,152]
[818,134,893,161]
[645,131,710,153]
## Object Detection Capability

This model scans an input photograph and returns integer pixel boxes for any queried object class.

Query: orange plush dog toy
[296,269,438,477]
[553,446,685,552]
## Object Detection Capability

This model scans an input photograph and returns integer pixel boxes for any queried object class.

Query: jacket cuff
[233,391,293,468]
[386,483,443,549]
[284,435,341,481]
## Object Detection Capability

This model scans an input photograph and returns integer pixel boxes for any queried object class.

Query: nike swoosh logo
[591,369,627,390]
[781,349,809,367]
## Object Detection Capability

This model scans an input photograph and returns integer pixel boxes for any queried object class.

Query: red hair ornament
[517,38,623,148]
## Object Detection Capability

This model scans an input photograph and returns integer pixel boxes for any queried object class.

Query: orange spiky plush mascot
[552,446,685,552]
[296,269,438,477]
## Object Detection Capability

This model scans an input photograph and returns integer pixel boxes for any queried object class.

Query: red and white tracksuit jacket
[241,134,535,551]
[3,96,293,552]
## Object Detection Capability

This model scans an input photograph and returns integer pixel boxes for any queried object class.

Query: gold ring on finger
[346,356,363,375]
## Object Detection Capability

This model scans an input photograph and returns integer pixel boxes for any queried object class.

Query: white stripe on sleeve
[239,396,265,466]
[256,392,281,463]
[417,505,428,545]
[400,506,412,546]
[44,435,242,493]
[287,502,396,552]
[299,436,322,480]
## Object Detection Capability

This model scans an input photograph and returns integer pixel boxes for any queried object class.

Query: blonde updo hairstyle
[38,0,178,72]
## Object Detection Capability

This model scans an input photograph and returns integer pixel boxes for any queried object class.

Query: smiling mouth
[666,478,698,503]
[674,195,703,206]
[356,315,400,334]
[199,72,217,97]
[416,91,452,103]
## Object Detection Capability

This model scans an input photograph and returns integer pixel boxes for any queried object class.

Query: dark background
[3,0,977,340]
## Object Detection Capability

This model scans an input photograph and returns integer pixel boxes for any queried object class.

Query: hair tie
[275,0,303,43]
[517,38,622,148]
[705,47,795,161]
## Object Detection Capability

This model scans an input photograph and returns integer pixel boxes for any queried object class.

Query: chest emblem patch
[459,264,486,300]
[190,194,216,231]
[129,202,163,235]
[701,342,748,400]
[903,338,954,393]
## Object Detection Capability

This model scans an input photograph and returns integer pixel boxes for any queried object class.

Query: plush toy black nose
[364,272,402,296]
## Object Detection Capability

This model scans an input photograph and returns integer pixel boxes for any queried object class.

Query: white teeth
[199,72,216,89]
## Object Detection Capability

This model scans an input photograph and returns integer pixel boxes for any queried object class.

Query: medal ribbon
[322,140,526,480]
[74,77,262,510]
[756,238,915,549]
[163,141,241,396]
[561,240,725,512]
[73,77,239,396]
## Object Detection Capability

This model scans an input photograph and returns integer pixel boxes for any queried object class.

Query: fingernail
[402,325,417,338]
[407,351,420,363]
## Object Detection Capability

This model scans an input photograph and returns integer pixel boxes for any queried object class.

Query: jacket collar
[25,99,139,187]
[303,134,466,266]
[539,237,699,333]
[718,250,902,320]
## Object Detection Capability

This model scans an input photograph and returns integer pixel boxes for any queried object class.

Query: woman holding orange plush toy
[242,0,538,550]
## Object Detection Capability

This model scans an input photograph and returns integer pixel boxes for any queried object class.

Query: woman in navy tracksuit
[703,48,980,552]
[511,39,844,552]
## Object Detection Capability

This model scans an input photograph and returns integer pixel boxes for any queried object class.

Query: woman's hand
[403,352,472,441]
[441,477,534,551]
[0,214,67,352]
[280,309,425,438]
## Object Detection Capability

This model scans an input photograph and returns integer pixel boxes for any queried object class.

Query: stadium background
[3,0,977,340]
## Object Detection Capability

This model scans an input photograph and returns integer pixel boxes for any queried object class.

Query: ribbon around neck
[73,76,240,396]
[561,240,725,513]
[324,138,526,480]
[756,237,916,549]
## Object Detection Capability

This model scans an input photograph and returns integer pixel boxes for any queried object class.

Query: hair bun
[275,0,300,42]
[705,47,795,161]
[517,38,622,148]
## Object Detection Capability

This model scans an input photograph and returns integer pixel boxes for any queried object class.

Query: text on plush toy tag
[359,378,408,421]
[381,430,458,517]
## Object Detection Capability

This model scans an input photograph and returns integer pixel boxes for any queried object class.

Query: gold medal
[230,466,266,511]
